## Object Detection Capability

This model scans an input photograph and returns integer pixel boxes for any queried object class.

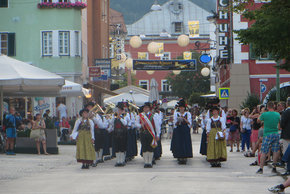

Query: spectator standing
[281,97,290,155]
[57,101,67,120]
[249,106,262,152]
[5,107,21,155]
[31,114,48,155]
[228,109,240,152]
[240,108,252,152]
[256,101,281,174]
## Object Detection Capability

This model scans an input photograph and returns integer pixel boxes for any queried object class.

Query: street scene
[0,0,289,193]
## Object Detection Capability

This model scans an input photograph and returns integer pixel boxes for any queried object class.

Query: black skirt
[200,128,207,156]
[126,128,138,158]
[113,128,127,152]
[94,128,105,151]
[170,124,193,158]
[140,129,154,153]
[154,138,162,159]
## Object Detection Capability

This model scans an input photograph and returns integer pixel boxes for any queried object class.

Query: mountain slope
[110,0,216,24]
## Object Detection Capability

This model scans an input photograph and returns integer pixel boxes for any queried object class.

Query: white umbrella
[0,55,65,120]
[104,93,149,106]
[166,100,178,108]
[60,80,90,97]
[149,78,159,102]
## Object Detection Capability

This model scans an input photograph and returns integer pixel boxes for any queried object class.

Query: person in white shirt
[135,102,160,168]
[240,108,253,152]
[125,103,138,161]
[57,102,67,120]
[70,109,95,169]
[170,99,193,165]
[112,102,128,167]
[206,106,227,167]
[200,113,208,156]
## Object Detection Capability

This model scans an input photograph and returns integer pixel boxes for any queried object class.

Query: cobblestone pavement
[0,133,285,194]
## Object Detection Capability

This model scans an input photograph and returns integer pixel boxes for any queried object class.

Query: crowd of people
[2,95,290,193]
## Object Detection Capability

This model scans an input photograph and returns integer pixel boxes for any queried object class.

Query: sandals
[250,161,258,166]
[244,152,255,157]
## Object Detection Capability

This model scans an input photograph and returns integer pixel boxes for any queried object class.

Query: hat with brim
[117,102,124,110]
[177,99,187,108]
[143,102,152,108]
[210,106,220,112]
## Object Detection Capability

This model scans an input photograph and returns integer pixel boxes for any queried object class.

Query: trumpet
[89,104,104,118]
[128,102,139,113]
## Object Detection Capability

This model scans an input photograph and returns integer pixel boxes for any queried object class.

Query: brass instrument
[89,104,104,118]
[128,102,139,113]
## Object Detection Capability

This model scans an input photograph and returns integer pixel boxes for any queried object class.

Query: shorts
[6,128,17,138]
[251,130,259,143]
[228,130,240,142]
[261,133,280,154]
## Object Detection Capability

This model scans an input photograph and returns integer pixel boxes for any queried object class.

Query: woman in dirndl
[206,106,227,167]
[199,113,208,156]
[170,99,193,165]
[71,109,95,169]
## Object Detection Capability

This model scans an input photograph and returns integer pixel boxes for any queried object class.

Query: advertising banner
[188,21,199,38]
[133,60,197,71]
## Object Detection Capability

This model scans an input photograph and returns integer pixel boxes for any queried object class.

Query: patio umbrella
[104,93,149,107]
[0,55,65,120]
[149,78,159,102]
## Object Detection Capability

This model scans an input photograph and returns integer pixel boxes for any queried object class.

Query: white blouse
[206,116,226,133]
[71,118,95,140]
[241,116,252,130]
[173,111,192,128]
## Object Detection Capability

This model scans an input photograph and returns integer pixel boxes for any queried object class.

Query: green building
[0,0,86,117]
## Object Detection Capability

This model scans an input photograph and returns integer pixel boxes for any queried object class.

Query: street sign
[261,84,267,93]
[259,78,268,82]
[219,88,230,99]
[133,60,197,71]
[89,67,101,78]
[199,54,212,64]
[93,59,111,81]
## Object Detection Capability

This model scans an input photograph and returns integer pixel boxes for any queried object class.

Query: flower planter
[37,2,87,9]
[15,129,59,154]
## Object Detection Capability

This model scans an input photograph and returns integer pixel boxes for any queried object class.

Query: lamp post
[276,60,281,101]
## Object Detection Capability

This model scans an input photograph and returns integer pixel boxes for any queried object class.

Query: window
[0,33,15,56]
[42,31,53,56]
[42,0,52,2]
[161,52,171,60]
[75,31,80,56]
[249,44,274,60]
[0,0,8,8]
[173,22,183,33]
[139,80,149,90]
[59,31,70,56]
[59,0,69,2]
[161,80,171,92]
[138,52,149,60]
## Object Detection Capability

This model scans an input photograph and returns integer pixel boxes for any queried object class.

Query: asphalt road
[0,133,285,194]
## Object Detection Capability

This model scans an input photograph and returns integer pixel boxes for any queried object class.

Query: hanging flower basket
[37,2,87,9]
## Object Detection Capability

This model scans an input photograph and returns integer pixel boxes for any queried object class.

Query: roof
[104,85,149,98]
[109,8,127,34]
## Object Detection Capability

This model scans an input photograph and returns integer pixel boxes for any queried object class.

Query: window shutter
[0,0,8,7]
[8,33,15,56]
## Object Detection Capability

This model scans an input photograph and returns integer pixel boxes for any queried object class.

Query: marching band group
[70,98,228,169]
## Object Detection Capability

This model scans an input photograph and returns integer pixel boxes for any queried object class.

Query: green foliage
[240,93,260,111]
[235,0,290,71]
[166,51,210,100]
[189,93,207,107]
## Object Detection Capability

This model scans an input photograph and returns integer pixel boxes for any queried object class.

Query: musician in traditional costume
[125,102,138,161]
[136,102,160,168]
[85,102,108,167]
[112,102,128,167]
[170,99,193,164]
[152,101,162,162]
[206,106,227,167]
[70,109,95,169]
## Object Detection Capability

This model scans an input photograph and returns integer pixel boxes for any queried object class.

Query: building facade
[213,0,290,109]
[0,0,85,117]
[124,0,213,96]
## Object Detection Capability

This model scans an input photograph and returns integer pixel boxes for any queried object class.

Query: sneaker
[274,162,285,168]
[268,185,285,193]
[281,171,290,176]
[256,168,263,174]
[250,161,258,166]
[272,168,277,174]
[230,149,233,152]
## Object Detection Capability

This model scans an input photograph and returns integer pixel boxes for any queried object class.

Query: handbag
[30,129,42,139]
[213,119,225,140]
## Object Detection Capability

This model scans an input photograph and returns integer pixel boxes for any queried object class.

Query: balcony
[37,1,87,9]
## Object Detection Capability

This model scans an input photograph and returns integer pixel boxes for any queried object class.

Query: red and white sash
[139,112,158,148]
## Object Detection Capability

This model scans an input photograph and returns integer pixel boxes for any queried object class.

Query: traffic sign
[259,78,268,82]
[199,54,212,64]
[219,88,230,99]
[261,84,267,93]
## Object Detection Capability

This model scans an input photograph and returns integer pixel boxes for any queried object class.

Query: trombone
[89,104,104,118]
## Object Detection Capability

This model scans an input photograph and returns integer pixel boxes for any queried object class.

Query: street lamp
[177,34,190,47]
[201,67,210,77]
[151,0,162,11]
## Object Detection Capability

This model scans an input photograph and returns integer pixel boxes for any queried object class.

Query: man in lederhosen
[136,102,160,168]
[112,102,128,167]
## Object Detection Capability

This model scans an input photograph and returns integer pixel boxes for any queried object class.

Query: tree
[240,93,260,111]
[268,86,290,102]
[166,51,210,100]
[235,0,290,71]
[115,71,136,88]
[189,92,207,107]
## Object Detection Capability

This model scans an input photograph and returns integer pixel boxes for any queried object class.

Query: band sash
[139,113,157,148]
